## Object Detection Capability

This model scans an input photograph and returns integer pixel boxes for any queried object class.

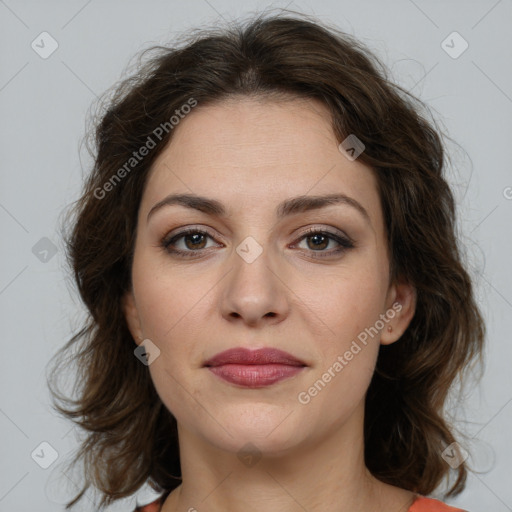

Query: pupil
[309,234,327,250]
[186,233,205,249]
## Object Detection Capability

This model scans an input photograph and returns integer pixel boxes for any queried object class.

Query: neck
[161,408,415,512]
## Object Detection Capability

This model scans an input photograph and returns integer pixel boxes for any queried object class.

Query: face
[123,96,415,457]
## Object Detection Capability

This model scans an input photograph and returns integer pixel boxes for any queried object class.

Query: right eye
[161,228,222,258]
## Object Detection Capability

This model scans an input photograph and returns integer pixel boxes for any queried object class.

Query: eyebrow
[146,192,371,226]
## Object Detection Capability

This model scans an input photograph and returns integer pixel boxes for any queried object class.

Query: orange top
[134,494,467,511]
[409,496,467,511]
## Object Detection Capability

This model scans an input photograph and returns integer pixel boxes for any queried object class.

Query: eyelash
[160,226,355,259]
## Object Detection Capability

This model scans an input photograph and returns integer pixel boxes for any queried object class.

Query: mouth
[203,347,307,388]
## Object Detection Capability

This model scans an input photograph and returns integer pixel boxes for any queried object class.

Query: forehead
[141,96,382,227]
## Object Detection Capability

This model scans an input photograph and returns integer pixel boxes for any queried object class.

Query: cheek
[295,261,388,347]
[292,264,386,408]
[133,272,205,418]
[132,251,207,342]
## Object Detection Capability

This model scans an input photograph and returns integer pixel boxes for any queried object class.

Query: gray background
[1,1,511,511]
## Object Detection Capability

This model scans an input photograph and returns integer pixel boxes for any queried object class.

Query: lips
[204,347,306,388]
[204,347,305,367]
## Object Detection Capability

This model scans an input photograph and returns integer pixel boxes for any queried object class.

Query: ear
[122,291,144,346]
[380,279,416,346]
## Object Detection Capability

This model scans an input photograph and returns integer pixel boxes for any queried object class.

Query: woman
[48,11,483,512]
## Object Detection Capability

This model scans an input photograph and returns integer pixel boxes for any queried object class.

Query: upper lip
[204,347,306,367]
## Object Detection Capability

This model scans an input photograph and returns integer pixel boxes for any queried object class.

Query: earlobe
[380,281,416,345]
[122,291,143,345]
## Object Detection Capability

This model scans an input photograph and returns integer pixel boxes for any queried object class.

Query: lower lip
[207,364,304,388]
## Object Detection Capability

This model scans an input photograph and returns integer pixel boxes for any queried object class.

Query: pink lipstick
[204,347,306,388]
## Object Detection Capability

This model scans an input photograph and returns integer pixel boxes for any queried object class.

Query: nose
[220,243,291,328]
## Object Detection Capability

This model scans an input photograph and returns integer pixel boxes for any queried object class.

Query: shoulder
[133,493,468,512]
[409,496,468,512]
[133,493,167,512]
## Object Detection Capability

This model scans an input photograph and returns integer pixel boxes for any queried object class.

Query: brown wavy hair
[47,9,485,510]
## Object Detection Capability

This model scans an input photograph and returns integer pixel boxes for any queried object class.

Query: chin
[212,429,305,459]
[193,402,307,455]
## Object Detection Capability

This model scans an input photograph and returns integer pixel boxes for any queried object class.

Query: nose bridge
[220,233,289,325]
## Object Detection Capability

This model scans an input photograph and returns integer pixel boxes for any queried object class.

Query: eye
[291,228,355,259]
[161,228,220,258]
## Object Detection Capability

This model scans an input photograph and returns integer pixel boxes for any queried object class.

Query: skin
[123,96,417,512]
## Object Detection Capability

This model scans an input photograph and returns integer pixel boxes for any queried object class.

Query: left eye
[296,232,343,251]
[291,229,355,257]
